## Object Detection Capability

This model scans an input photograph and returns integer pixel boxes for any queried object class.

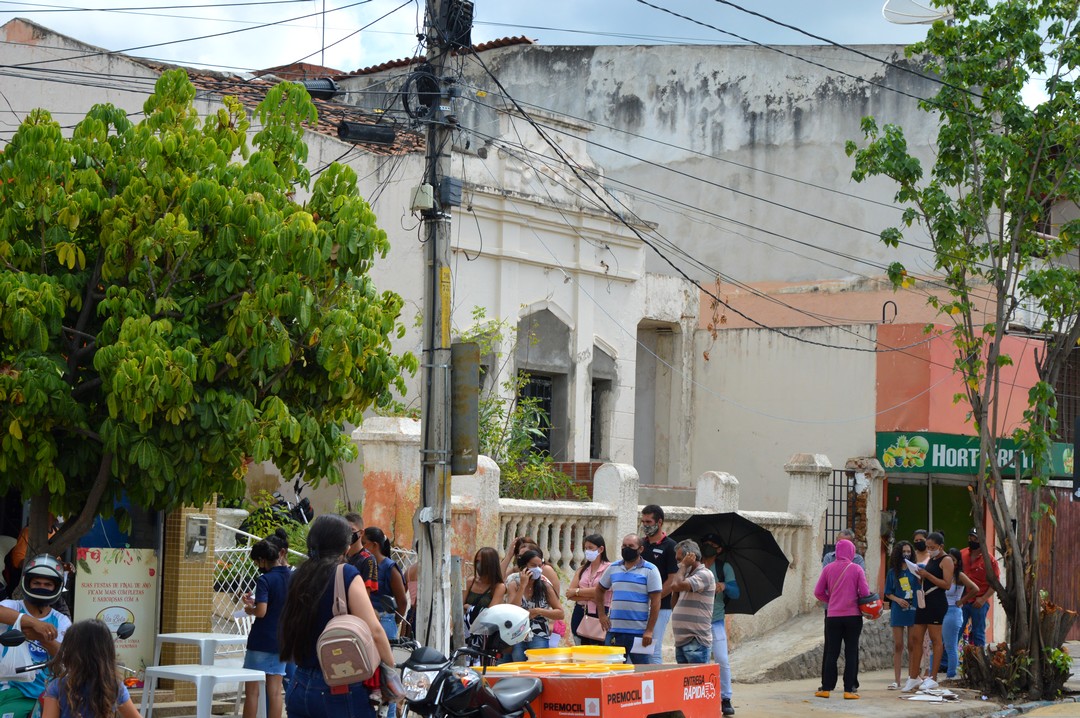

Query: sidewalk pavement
[729,668,1004,718]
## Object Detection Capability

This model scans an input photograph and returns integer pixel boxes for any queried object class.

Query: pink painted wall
[876,323,1044,435]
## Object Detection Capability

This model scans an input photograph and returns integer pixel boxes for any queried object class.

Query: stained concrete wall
[691,325,878,512]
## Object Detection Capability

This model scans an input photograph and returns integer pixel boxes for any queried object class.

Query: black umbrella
[669,512,790,615]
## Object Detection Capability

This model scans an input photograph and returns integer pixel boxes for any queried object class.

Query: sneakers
[843,692,859,700]
[814,690,830,698]
[901,677,923,692]
[886,682,900,690]
[920,678,939,691]
[721,698,735,716]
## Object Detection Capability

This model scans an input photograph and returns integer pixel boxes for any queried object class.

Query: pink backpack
[316,564,378,686]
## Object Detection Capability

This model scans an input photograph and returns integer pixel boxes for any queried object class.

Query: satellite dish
[882,0,954,24]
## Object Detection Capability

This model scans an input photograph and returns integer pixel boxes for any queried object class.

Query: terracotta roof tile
[345,35,533,77]
[180,69,423,156]
[254,62,345,81]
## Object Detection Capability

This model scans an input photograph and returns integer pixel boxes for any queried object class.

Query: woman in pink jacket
[813,539,870,700]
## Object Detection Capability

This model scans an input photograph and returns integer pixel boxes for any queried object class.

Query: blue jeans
[511,634,549,663]
[711,619,733,700]
[285,666,375,718]
[962,602,990,647]
[942,606,962,677]
[606,632,651,665]
[675,638,710,664]
[648,608,671,664]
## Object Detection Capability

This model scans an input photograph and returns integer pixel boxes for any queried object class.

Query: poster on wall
[74,548,159,678]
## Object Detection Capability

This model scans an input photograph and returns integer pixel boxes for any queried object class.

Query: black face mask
[621,546,640,563]
[968,541,980,551]
[913,540,927,551]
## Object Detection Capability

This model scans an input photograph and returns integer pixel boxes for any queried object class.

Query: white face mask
[527,566,543,580]
[584,549,600,562]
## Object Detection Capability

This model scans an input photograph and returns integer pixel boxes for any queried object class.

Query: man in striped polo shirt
[670,540,716,665]
[595,534,662,665]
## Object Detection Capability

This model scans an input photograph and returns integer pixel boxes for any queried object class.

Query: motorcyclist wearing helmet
[0,555,72,718]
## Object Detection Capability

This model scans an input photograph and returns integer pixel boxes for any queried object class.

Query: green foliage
[460,308,585,501]
[847,0,1080,697]
[0,70,414,550]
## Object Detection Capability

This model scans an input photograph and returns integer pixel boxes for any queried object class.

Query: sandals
[887,682,900,690]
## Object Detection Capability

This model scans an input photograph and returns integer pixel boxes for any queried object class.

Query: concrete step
[730,609,894,683]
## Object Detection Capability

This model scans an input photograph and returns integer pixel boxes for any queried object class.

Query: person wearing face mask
[911,529,930,566]
[240,530,291,718]
[0,555,71,718]
[639,505,678,665]
[813,539,870,700]
[463,547,506,636]
[505,549,564,662]
[959,528,999,647]
[567,535,611,645]
[595,535,662,665]
[902,531,954,693]
[883,541,920,690]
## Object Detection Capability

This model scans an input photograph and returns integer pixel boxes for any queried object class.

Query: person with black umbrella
[701,534,739,716]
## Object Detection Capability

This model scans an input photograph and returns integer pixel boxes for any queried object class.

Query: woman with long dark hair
[902,531,953,693]
[883,540,919,690]
[504,549,564,661]
[567,534,611,645]
[42,619,140,718]
[279,515,396,718]
[362,528,408,641]
[464,547,506,632]
[942,548,978,679]
[241,529,291,718]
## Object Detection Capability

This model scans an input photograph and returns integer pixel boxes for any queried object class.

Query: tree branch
[47,453,114,555]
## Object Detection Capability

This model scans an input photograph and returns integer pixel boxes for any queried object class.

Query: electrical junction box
[410,184,434,212]
[440,177,463,207]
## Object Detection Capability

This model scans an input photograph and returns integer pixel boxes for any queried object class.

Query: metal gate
[822,469,855,560]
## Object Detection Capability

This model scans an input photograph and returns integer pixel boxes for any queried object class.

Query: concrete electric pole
[415,0,471,655]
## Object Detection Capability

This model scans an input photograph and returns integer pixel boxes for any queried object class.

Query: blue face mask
[527,566,543,580]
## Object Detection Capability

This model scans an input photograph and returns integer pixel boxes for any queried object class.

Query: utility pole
[415,0,462,655]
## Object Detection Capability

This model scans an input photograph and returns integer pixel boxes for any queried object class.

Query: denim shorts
[675,638,711,664]
[244,649,288,675]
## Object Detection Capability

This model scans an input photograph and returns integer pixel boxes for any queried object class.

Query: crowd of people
[815,526,999,701]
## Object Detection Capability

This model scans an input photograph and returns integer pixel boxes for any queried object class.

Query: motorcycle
[399,604,542,718]
[0,621,136,718]
[238,477,314,540]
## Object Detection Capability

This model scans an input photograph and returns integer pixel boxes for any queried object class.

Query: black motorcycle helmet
[21,554,64,606]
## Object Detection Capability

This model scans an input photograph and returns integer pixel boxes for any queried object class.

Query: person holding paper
[901,531,954,693]
[883,541,920,690]
[595,535,661,665]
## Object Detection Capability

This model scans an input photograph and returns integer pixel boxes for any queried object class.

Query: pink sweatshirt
[814,540,870,617]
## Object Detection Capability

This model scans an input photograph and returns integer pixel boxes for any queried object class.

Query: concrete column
[695,472,740,512]
[593,463,639,541]
[451,455,501,557]
[352,417,421,548]
[784,453,832,572]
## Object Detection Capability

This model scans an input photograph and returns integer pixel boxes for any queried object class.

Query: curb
[988,696,1080,717]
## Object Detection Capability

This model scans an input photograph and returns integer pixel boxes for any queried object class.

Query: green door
[887,477,973,550]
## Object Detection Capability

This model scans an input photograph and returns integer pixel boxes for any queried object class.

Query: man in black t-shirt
[343,512,379,594]
[640,504,678,664]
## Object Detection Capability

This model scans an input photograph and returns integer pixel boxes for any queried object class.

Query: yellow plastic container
[517,662,565,673]
[570,645,625,662]
[525,647,573,662]
[607,663,635,671]
[485,664,522,674]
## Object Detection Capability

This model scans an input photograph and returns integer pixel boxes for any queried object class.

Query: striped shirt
[671,564,716,647]
[599,559,662,636]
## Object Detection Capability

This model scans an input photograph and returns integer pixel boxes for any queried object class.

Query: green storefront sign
[877,431,1075,477]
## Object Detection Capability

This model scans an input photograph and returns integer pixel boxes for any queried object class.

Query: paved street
[729,668,1006,718]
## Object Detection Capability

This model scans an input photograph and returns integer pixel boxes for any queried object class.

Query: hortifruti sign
[877,431,1074,477]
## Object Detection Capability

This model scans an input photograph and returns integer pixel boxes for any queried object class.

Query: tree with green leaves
[846,0,1080,698]
[0,69,415,559]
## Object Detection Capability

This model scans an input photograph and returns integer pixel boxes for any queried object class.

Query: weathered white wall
[343,43,939,285]
[691,325,878,511]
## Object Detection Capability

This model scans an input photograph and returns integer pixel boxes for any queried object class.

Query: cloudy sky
[0,0,941,75]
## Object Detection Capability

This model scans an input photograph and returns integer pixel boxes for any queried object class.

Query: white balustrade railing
[498,499,617,573]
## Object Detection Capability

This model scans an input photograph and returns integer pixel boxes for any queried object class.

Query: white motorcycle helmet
[471,604,530,647]
[21,554,64,605]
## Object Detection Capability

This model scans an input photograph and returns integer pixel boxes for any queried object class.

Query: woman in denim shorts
[242,529,292,718]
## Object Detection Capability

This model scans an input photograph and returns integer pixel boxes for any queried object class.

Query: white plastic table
[153,632,247,666]
[141,664,266,718]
